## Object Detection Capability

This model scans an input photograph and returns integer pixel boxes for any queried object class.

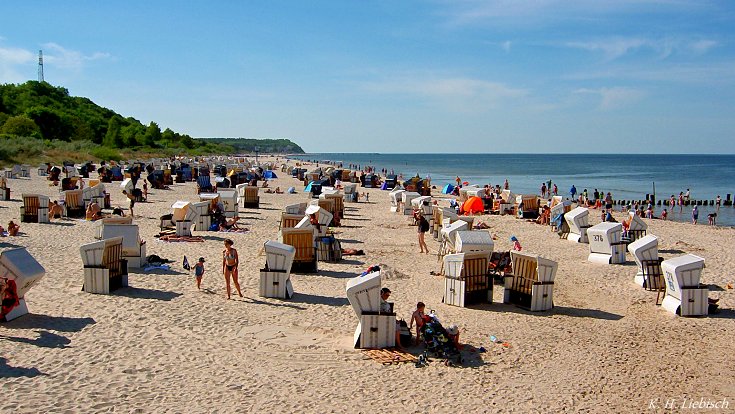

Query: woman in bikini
[222,239,243,299]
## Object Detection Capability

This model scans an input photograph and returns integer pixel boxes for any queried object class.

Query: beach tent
[442,184,455,194]
[264,170,278,180]
[461,196,484,215]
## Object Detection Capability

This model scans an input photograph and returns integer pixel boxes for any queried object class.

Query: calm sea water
[290,153,735,227]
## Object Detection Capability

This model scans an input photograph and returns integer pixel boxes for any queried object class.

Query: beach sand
[1,157,734,413]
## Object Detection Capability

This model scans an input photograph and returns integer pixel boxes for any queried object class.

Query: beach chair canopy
[0,248,45,298]
[345,271,382,317]
[264,240,296,273]
[304,181,316,192]
[263,170,277,179]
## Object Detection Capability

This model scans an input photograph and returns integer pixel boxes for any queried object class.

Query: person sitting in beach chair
[536,205,551,225]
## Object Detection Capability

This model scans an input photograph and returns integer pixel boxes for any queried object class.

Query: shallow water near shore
[292,153,735,227]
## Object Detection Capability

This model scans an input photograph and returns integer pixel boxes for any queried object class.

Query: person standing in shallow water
[222,239,243,299]
[691,205,699,225]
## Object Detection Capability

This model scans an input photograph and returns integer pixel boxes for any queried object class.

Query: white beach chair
[343,183,358,202]
[284,202,307,215]
[628,235,661,287]
[120,177,135,193]
[661,255,708,317]
[20,194,50,223]
[401,191,420,215]
[190,201,211,232]
[0,248,45,321]
[454,230,494,254]
[100,223,147,268]
[345,271,395,349]
[160,201,196,236]
[443,252,492,307]
[260,241,296,299]
[504,252,558,311]
[587,222,627,264]
[440,220,469,252]
[239,185,260,208]
[411,196,433,216]
[515,194,539,219]
[217,188,238,218]
[564,207,590,243]
[280,228,317,273]
[80,237,128,294]
[94,216,134,239]
[389,189,406,213]
[626,212,648,242]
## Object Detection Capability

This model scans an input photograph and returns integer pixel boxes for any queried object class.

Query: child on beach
[510,235,522,251]
[409,302,426,344]
[661,209,668,220]
[194,257,205,290]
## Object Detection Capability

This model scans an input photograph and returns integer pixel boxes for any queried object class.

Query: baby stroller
[419,316,462,366]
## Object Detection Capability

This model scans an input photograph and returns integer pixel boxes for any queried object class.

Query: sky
[1,0,735,153]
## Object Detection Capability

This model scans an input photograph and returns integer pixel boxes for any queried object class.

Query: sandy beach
[1,157,734,413]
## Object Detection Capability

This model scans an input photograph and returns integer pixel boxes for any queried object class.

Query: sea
[289,153,735,227]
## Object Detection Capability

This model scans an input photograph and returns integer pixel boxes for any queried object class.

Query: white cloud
[567,38,647,60]
[566,36,719,60]
[574,87,646,110]
[440,0,710,26]
[42,42,110,70]
[364,75,528,101]
[0,45,36,83]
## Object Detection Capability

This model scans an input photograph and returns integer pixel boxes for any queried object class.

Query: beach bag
[399,320,412,347]
[419,218,430,233]
[209,222,219,231]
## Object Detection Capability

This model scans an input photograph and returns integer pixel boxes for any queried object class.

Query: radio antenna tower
[38,50,44,82]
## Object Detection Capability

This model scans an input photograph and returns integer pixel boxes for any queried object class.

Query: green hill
[204,138,304,154]
[0,81,304,165]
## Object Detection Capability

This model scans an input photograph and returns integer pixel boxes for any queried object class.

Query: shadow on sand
[0,357,47,378]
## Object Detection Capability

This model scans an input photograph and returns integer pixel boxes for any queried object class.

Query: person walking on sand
[194,257,205,290]
[691,205,699,225]
[222,239,243,299]
[570,185,577,200]
[417,212,430,254]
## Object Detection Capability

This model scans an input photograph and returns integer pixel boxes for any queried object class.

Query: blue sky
[2,0,734,153]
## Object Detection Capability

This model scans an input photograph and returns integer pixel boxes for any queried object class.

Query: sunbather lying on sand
[219,216,242,231]
[86,202,103,221]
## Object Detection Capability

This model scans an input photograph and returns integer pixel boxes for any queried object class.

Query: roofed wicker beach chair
[196,175,213,194]
[21,194,49,223]
[100,223,147,268]
[63,189,85,218]
[443,251,493,307]
[346,270,395,349]
[280,227,317,273]
[503,251,558,311]
[80,237,128,294]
